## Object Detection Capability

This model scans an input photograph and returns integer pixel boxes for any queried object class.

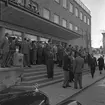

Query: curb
[56,75,105,105]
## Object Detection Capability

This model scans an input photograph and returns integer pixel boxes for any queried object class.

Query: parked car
[0,70,82,105]
[0,85,50,105]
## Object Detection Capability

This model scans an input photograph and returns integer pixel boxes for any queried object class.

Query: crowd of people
[1,33,102,89]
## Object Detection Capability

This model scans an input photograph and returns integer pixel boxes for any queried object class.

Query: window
[69,2,73,13]
[55,0,59,3]
[63,0,67,8]
[43,8,50,20]
[80,12,83,20]
[87,18,90,25]
[69,23,73,30]
[40,37,49,43]
[54,14,59,24]
[5,29,12,35]
[84,15,86,23]
[75,26,78,31]
[75,8,79,17]
[26,34,37,41]
[62,19,67,28]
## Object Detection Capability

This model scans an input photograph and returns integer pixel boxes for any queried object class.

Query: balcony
[1,0,40,15]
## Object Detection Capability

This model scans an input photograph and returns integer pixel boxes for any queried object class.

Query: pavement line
[56,75,105,105]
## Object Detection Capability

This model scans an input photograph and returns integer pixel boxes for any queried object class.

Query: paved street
[40,70,105,105]
[68,78,105,105]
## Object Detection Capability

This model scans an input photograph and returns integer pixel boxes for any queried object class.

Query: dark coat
[58,47,63,61]
[63,54,70,71]
[98,57,104,70]
[90,57,97,68]
[21,41,31,54]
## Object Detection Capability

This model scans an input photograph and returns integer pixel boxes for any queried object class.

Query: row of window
[5,29,67,45]
[43,8,84,33]
[54,0,90,25]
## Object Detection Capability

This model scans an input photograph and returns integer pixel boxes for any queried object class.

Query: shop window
[40,37,49,43]
[12,31,22,41]
[25,34,37,41]
[5,29,12,36]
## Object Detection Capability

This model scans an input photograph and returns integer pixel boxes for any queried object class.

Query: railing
[2,0,40,15]
[74,0,91,15]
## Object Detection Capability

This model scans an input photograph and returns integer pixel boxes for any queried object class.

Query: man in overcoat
[73,52,84,89]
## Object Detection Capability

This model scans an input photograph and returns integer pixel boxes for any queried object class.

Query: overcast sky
[81,0,105,48]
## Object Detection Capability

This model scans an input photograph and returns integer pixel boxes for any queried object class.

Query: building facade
[36,0,91,48]
[0,0,91,51]
[102,32,105,53]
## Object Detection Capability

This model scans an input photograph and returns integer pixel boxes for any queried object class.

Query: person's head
[69,44,71,48]
[91,54,93,57]
[5,33,9,37]
[76,52,81,57]
[12,37,16,41]
[24,38,27,41]
[65,48,70,55]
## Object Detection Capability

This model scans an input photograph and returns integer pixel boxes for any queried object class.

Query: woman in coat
[98,55,104,74]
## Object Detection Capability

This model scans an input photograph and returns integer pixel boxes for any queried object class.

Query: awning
[1,1,81,40]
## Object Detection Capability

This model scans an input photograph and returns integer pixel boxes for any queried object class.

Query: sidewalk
[40,70,105,105]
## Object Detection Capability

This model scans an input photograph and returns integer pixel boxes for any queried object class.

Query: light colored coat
[74,56,84,73]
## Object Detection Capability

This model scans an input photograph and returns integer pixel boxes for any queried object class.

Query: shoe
[74,87,78,89]
[80,87,83,89]
[67,85,71,87]
[1,66,5,68]
[28,65,31,67]
[62,86,67,88]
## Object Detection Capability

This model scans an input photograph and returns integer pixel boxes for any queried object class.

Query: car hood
[0,87,49,105]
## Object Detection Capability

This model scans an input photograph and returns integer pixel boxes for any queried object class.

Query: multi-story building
[0,0,91,51]
[102,32,105,53]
